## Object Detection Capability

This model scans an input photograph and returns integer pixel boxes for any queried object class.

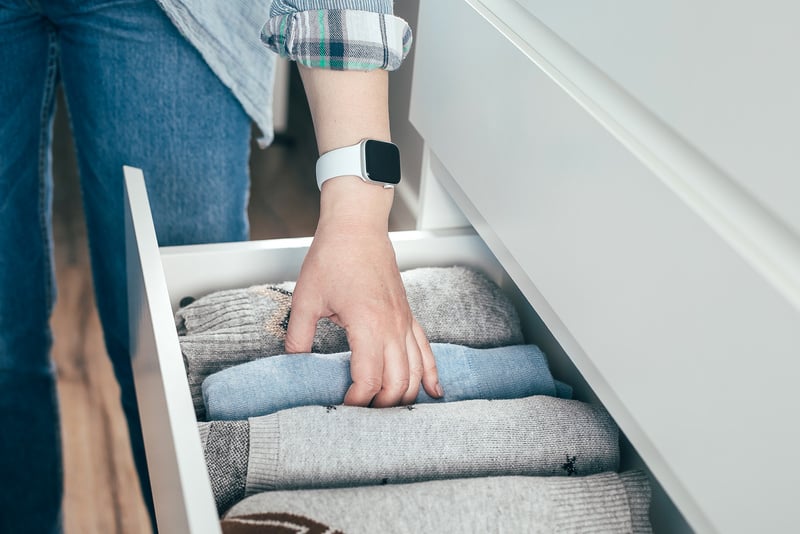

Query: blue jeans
[0,1,252,532]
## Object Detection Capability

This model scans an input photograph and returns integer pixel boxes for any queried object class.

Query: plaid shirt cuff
[261,9,413,71]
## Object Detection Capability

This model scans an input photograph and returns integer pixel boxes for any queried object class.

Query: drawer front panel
[516,0,800,238]
[410,1,800,533]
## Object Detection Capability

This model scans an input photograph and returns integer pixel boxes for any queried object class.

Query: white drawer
[125,167,680,532]
[410,1,800,533]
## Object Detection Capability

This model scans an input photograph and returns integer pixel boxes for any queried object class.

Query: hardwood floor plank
[52,91,151,534]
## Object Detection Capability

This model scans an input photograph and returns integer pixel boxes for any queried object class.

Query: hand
[284,177,443,407]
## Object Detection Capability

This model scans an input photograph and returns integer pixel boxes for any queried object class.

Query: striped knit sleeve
[261,0,413,71]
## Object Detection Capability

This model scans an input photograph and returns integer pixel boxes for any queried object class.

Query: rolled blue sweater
[203,343,572,420]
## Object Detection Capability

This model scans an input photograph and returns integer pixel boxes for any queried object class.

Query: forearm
[299,66,391,152]
[298,66,394,231]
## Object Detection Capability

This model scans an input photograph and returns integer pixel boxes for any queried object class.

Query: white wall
[389,0,424,229]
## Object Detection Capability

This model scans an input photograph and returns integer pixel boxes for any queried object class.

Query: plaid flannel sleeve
[261,8,413,71]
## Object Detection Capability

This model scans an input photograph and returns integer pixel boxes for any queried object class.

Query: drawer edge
[124,167,222,534]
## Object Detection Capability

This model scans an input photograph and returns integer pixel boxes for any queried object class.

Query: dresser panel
[410,1,800,532]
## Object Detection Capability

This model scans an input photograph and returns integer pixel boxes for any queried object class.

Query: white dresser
[409,1,800,532]
[125,1,800,532]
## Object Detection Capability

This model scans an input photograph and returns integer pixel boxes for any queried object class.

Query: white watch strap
[315,141,363,190]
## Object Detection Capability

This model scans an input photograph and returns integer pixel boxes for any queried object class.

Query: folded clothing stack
[176,266,525,420]
[179,266,653,532]
[200,396,652,532]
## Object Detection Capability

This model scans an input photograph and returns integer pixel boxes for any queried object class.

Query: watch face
[364,140,401,184]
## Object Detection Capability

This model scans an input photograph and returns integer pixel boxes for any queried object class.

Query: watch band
[315,141,365,190]
[316,141,364,190]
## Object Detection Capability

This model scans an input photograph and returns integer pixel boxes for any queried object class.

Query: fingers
[344,334,384,407]
[400,332,423,405]
[414,319,443,399]
[284,292,320,354]
[370,342,411,408]
[344,319,441,408]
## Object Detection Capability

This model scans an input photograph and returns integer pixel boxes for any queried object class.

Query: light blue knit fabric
[203,343,573,420]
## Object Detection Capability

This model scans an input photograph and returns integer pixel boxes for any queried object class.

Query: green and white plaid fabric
[262,9,413,71]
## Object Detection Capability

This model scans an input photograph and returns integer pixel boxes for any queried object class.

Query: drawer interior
[126,168,688,532]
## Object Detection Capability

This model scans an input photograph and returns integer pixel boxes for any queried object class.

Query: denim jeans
[0,1,252,532]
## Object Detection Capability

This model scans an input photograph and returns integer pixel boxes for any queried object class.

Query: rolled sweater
[178,266,525,419]
[222,470,653,534]
[200,395,619,514]
[202,343,573,420]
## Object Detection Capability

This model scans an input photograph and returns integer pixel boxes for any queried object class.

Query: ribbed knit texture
[244,416,281,494]
[197,421,210,451]
[177,266,525,419]
[621,470,654,533]
[202,343,573,420]
[221,471,652,534]
[201,421,249,515]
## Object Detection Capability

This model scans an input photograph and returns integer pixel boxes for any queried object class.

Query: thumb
[284,293,321,354]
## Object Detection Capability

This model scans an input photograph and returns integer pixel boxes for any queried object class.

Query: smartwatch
[315,139,401,190]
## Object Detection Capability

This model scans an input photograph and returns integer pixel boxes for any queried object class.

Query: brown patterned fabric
[221,512,343,534]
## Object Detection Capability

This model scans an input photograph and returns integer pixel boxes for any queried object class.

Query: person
[0,0,440,532]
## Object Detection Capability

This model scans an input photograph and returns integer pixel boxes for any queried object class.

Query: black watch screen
[364,140,401,185]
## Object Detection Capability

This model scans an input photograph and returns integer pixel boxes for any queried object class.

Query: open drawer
[125,165,687,533]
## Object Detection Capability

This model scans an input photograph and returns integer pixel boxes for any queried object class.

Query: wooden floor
[51,66,319,534]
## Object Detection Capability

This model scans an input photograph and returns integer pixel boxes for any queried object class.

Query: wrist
[317,176,393,233]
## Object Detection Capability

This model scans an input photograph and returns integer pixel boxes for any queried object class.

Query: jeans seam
[38,27,58,318]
